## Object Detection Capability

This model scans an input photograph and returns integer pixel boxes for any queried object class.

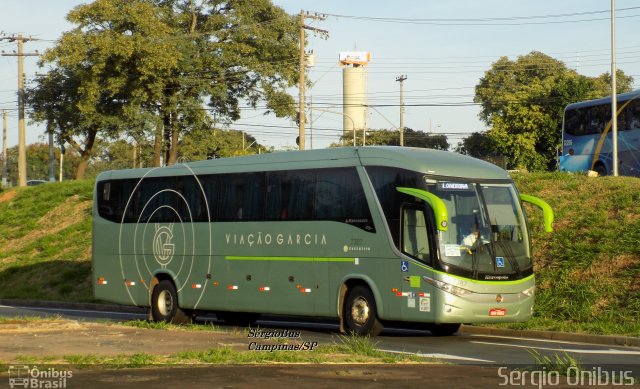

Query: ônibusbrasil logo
[8,365,72,388]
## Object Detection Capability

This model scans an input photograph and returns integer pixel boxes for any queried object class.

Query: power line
[316,7,640,26]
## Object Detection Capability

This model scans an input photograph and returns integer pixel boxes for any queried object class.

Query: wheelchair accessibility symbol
[496,257,505,268]
[401,261,409,272]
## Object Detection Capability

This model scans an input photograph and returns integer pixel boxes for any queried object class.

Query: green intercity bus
[92,146,553,336]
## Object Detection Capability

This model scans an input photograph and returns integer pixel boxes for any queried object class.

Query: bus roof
[98,146,509,181]
[565,89,640,111]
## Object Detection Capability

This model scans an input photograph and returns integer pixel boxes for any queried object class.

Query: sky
[1,0,639,151]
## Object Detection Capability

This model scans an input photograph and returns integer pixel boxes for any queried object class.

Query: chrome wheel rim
[351,297,370,325]
[157,290,173,316]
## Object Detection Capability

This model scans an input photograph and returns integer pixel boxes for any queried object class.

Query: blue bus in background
[560,90,640,177]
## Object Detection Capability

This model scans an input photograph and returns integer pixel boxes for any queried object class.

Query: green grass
[0,180,94,302]
[0,173,638,336]
[0,314,65,324]
[511,172,639,336]
[122,319,223,332]
[8,335,428,366]
[527,349,581,376]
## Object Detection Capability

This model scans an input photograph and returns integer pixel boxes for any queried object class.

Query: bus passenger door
[399,204,436,322]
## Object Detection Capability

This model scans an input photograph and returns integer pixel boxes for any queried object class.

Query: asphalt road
[1,302,639,373]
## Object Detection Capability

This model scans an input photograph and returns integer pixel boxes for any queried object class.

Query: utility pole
[1,34,39,187]
[59,145,65,182]
[47,119,55,182]
[396,75,407,146]
[2,110,7,187]
[611,0,618,176]
[298,11,328,151]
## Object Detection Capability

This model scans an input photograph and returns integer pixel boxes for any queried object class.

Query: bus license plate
[489,308,506,317]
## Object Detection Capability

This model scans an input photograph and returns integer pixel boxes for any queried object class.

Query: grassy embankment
[0,173,638,336]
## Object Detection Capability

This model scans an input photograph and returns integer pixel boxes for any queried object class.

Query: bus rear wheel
[343,285,383,336]
[151,280,192,324]
[594,162,607,177]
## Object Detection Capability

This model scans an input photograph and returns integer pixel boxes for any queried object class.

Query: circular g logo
[153,223,175,266]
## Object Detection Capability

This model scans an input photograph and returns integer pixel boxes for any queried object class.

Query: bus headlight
[423,276,473,297]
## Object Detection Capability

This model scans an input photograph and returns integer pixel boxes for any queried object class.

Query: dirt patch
[0,320,251,361]
[0,318,82,333]
[0,319,612,388]
[0,364,521,389]
[570,254,637,283]
[3,195,92,253]
[569,254,638,316]
[0,320,527,388]
[0,190,16,203]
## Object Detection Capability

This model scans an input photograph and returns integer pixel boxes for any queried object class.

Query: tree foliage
[454,131,495,158]
[474,51,633,171]
[337,127,449,150]
[179,128,271,160]
[27,0,299,178]
[2,143,83,184]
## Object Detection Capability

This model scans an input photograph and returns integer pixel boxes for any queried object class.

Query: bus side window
[218,174,242,221]
[288,171,315,220]
[265,171,290,220]
[627,99,640,130]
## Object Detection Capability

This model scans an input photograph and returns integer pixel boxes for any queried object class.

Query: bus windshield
[427,180,531,281]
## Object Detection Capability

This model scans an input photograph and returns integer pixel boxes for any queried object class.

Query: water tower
[340,52,370,144]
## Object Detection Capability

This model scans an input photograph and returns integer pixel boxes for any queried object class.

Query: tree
[336,127,449,150]
[454,132,495,158]
[27,0,299,178]
[2,142,81,184]
[133,0,299,165]
[27,0,172,179]
[179,128,270,161]
[474,51,633,171]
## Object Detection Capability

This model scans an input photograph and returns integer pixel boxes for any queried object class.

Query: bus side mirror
[520,194,554,233]
[396,187,448,232]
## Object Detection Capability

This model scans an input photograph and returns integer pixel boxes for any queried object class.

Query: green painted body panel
[93,147,535,325]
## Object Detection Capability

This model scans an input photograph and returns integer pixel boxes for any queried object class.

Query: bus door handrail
[396,187,448,231]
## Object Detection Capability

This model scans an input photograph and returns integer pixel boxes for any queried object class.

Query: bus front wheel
[343,285,383,336]
[151,280,192,324]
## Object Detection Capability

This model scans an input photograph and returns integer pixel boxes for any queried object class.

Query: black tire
[151,280,192,324]
[429,323,461,336]
[594,162,607,177]
[343,285,383,336]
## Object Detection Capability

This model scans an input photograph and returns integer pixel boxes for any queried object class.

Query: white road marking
[470,341,640,355]
[380,349,495,363]
[469,333,640,348]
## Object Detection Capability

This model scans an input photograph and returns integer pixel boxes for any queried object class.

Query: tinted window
[366,166,423,246]
[217,173,264,221]
[564,102,636,136]
[629,99,640,130]
[97,167,375,232]
[315,168,373,230]
[97,179,136,223]
[265,170,314,220]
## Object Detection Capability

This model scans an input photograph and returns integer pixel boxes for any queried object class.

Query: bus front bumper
[431,287,535,324]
